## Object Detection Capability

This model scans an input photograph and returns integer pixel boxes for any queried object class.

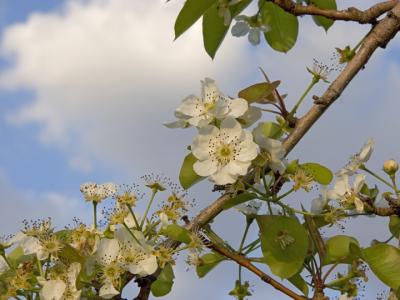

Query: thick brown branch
[271,0,398,24]
[135,3,400,299]
[207,243,307,300]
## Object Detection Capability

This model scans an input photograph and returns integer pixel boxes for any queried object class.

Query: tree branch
[134,3,400,299]
[207,242,307,300]
[270,0,398,24]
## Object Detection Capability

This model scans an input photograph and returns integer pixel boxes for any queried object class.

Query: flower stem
[360,165,396,190]
[126,205,140,229]
[92,202,98,229]
[140,190,157,230]
[238,221,251,284]
[275,188,294,202]
[289,78,318,117]
[122,222,141,245]
[36,258,43,277]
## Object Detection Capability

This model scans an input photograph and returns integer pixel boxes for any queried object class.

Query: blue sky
[0,0,399,299]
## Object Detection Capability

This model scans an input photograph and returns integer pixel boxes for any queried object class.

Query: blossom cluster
[166,78,287,185]
[0,178,200,299]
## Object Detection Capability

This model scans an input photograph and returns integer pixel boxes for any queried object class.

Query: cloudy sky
[0,0,399,299]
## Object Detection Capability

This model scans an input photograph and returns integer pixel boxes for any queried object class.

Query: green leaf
[203,0,251,58]
[8,246,25,268]
[196,252,225,278]
[58,243,84,264]
[363,244,400,290]
[179,153,204,190]
[261,2,299,52]
[222,192,257,210]
[288,272,309,296]
[389,216,400,238]
[310,0,337,31]
[238,81,280,103]
[256,215,308,279]
[323,235,360,265]
[301,162,333,185]
[161,224,191,244]
[255,121,283,139]
[175,0,217,39]
[151,264,175,297]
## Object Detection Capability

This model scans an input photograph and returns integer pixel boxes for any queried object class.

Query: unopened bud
[383,159,398,175]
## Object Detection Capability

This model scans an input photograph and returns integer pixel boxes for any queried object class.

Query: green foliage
[174,0,217,39]
[179,153,203,189]
[257,215,309,278]
[161,224,192,244]
[389,216,400,238]
[301,162,333,185]
[323,235,360,265]
[223,192,257,210]
[58,243,85,264]
[362,244,400,290]
[261,2,299,52]
[309,0,337,31]
[288,272,309,296]
[238,81,280,103]
[151,264,175,297]
[196,252,225,278]
[256,121,283,139]
[203,0,251,58]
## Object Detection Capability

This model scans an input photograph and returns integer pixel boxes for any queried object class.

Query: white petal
[311,196,327,214]
[333,176,350,196]
[137,255,158,277]
[191,125,218,160]
[354,197,364,213]
[67,262,81,286]
[96,238,119,265]
[176,95,204,117]
[40,280,66,300]
[99,280,120,299]
[353,174,366,193]
[239,106,262,127]
[358,138,374,162]
[248,28,261,45]
[231,21,250,37]
[201,78,219,103]
[224,160,251,176]
[210,167,237,185]
[228,98,248,118]
[193,159,218,176]
[235,132,258,161]
[220,117,242,141]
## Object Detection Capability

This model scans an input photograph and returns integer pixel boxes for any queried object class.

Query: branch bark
[207,243,307,300]
[270,0,398,24]
[134,2,400,299]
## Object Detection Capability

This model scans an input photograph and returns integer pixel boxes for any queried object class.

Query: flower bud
[383,159,398,175]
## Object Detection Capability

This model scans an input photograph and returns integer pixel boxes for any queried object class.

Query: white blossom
[39,263,81,300]
[329,174,366,213]
[253,124,287,174]
[10,232,48,260]
[166,78,248,128]
[191,117,258,185]
[337,139,374,176]
[80,182,117,202]
[115,228,158,277]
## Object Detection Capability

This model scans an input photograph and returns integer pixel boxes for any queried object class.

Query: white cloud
[0,0,398,178]
[0,169,89,234]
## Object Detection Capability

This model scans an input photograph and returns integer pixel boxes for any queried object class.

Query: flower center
[216,144,233,165]
[204,102,215,113]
